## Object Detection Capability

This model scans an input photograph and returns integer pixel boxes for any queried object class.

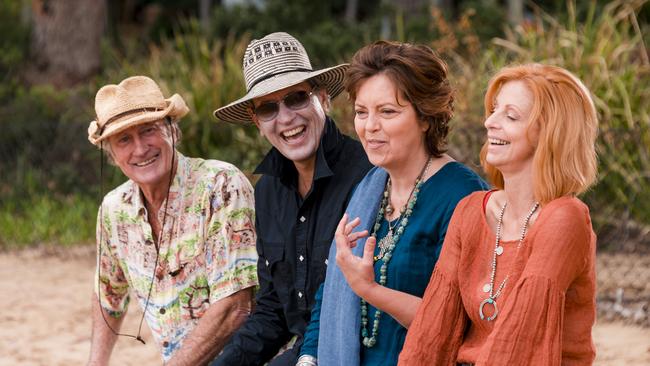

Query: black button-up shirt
[211,118,371,366]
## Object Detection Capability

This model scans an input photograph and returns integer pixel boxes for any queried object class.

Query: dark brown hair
[345,40,453,157]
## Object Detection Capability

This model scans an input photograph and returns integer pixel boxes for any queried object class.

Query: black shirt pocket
[262,241,293,300]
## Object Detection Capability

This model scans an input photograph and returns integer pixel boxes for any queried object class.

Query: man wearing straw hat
[210,33,371,366]
[86,76,258,365]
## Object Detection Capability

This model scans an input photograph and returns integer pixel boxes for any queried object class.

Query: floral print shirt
[94,153,258,361]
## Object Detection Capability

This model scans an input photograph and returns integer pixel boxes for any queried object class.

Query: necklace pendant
[479,297,499,321]
[482,283,491,293]
[495,246,504,255]
[377,231,393,260]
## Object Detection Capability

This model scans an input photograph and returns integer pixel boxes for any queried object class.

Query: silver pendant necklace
[377,229,394,260]
[377,179,399,260]
[375,158,432,261]
[479,200,539,321]
[362,156,432,347]
[376,180,402,260]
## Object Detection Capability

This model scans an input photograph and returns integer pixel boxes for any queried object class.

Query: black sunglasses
[253,90,314,122]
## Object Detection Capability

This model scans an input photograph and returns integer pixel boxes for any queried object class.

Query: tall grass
[2,1,647,249]
[0,193,96,248]
[498,0,649,234]
[91,2,650,248]
[438,1,650,243]
[104,19,270,175]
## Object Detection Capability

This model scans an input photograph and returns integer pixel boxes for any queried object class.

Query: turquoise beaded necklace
[361,157,432,348]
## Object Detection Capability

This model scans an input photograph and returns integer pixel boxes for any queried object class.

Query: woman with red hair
[398,64,599,366]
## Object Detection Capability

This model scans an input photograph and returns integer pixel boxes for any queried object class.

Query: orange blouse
[398,191,596,366]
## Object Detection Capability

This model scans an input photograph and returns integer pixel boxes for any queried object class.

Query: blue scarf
[318,167,387,366]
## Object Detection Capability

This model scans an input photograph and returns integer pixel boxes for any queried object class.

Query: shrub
[0,192,97,248]
[2,1,647,249]
[103,19,270,175]
[447,0,650,247]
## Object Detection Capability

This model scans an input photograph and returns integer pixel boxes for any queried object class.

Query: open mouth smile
[132,154,159,167]
[281,126,306,141]
[488,138,510,146]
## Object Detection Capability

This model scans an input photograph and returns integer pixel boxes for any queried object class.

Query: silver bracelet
[296,354,318,366]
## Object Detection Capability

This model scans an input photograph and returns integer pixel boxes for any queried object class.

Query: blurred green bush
[104,20,269,174]
[448,0,650,247]
[0,0,648,249]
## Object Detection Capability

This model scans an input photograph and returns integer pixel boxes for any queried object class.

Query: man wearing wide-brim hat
[87,76,259,365]
[210,32,371,366]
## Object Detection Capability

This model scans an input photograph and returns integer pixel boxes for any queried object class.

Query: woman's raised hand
[334,213,377,298]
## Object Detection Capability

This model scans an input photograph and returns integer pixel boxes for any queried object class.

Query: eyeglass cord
[96,119,175,345]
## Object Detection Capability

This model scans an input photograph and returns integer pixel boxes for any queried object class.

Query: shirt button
[265,259,270,266]
[163,341,169,347]
[325,259,329,265]
[159,308,166,315]
[298,291,303,298]
[299,255,304,262]
[299,216,306,223]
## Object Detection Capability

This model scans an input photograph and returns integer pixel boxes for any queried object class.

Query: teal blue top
[301,162,488,365]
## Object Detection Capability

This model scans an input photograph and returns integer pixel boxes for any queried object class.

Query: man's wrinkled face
[107,120,175,191]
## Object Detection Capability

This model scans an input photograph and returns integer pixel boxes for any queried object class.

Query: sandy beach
[0,246,648,366]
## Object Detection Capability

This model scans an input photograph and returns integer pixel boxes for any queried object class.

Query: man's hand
[165,287,254,366]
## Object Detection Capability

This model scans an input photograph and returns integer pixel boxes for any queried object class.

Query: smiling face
[353,73,427,170]
[483,80,539,174]
[107,120,175,192]
[251,82,328,165]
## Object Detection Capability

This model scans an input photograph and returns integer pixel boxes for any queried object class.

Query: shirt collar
[254,117,341,184]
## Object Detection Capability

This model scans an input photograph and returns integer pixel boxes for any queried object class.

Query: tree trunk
[344,0,358,24]
[27,0,107,87]
[199,0,213,33]
[507,0,523,27]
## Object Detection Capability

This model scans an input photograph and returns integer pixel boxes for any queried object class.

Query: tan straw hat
[87,76,189,145]
[214,32,348,124]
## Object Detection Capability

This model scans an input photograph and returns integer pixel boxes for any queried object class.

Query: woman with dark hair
[295,41,487,366]
[398,64,599,365]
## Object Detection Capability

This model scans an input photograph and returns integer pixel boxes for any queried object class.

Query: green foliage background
[0,0,648,250]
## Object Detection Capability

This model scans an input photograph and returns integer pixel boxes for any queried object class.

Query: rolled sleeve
[205,169,258,303]
[94,207,130,317]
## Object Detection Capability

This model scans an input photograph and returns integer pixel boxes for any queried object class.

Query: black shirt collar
[254,117,342,185]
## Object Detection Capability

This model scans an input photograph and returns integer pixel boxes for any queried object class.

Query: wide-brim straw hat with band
[214,32,348,124]
[88,76,190,146]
